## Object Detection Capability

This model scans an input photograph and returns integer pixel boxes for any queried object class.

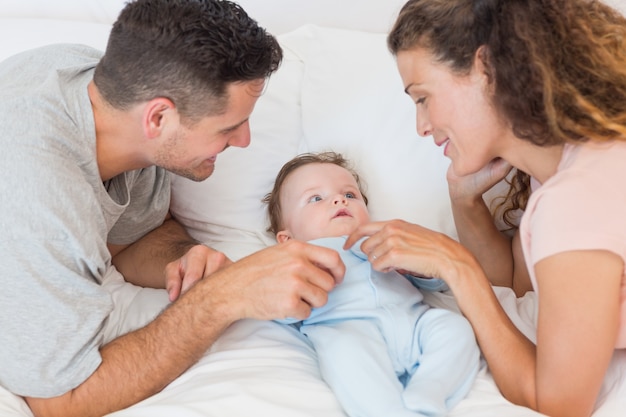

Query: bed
[2,1,626,416]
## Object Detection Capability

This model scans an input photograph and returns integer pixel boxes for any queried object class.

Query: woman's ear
[276,231,292,243]
[474,45,495,88]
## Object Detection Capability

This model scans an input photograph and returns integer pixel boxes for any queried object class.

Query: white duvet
[3,284,625,417]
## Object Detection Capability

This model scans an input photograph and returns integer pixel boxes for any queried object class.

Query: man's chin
[169,166,215,182]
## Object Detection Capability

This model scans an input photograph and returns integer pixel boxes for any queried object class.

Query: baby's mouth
[333,209,351,218]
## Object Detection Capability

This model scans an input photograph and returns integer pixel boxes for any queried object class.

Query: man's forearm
[26,272,239,417]
[112,217,198,288]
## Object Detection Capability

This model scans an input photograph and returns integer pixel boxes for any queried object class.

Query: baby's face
[276,163,370,242]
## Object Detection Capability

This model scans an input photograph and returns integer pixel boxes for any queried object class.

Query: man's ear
[276,231,292,243]
[143,97,177,139]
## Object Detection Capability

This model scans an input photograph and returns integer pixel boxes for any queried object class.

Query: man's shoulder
[0,43,101,91]
[3,43,102,66]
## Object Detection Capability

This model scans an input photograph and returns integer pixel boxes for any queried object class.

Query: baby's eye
[415,97,426,105]
[345,192,357,199]
[308,195,322,203]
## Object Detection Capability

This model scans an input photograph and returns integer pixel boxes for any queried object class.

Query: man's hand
[207,239,345,322]
[164,244,233,301]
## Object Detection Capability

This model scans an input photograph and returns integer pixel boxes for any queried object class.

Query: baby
[263,151,480,417]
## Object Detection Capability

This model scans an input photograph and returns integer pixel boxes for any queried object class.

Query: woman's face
[396,47,509,176]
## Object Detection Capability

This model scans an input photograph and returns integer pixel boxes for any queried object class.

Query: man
[0,1,344,416]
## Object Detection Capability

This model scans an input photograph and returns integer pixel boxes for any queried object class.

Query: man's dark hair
[94,0,282,123]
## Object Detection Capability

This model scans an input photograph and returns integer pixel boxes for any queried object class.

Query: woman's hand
[447,157,513,203]
[343,219,475,287]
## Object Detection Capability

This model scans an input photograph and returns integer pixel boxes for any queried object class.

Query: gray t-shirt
[0,44,170,397]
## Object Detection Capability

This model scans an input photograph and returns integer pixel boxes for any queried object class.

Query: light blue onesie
[281,236,480,417]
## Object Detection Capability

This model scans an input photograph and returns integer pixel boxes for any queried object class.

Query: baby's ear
[276,231,291,243]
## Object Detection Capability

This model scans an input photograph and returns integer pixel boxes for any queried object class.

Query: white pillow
[171,25,458,261]
[234,0,407,35]
[0,0,409,34]
[0,0,124,23]
[296,26,456,238]
[0,18,110,63]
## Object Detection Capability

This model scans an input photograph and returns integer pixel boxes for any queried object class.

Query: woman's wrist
[444,252,493,314]
[432,234,479,286]
[449,191,487,210]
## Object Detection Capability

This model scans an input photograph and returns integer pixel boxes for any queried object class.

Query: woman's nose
[416,109,432,138]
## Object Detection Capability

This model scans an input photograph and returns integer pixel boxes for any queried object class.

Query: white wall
[1,0,625,33]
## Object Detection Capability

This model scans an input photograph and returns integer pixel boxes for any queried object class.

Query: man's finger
[303,243,346,286]
[165,274,182,302]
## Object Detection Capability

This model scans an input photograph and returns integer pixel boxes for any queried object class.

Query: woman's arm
[346,221,622,417]
[450,189,515,285]
[452,249,621,417]
[531,250,621,417]
[448,159,532,295]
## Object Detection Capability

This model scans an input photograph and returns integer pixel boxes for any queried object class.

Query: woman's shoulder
[521,140,626,273]
[524,139,626,231]
[560,140,626,170]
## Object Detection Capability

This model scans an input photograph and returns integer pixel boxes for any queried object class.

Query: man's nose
[230,122,251,148]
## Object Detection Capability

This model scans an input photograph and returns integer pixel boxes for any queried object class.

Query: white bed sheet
[107,288,546,417]
[109,287,626,417]
[2,284,625,416]
[0,287,534,417]
[4,285,624,416]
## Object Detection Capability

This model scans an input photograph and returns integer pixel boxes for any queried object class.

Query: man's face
[155,79,265,181]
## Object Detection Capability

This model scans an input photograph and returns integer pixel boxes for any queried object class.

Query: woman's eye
[308,195,322,203]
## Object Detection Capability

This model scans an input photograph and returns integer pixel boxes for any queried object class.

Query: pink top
[520,141,626,348]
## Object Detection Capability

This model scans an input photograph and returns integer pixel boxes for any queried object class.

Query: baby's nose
[333,195,347,205]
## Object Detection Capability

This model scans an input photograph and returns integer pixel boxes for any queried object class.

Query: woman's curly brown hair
[388,0,626,228]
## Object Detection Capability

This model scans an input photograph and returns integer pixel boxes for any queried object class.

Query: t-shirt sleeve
[528,169,626,266]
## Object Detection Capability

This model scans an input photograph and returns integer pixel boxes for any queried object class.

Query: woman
[345,1,626,416]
